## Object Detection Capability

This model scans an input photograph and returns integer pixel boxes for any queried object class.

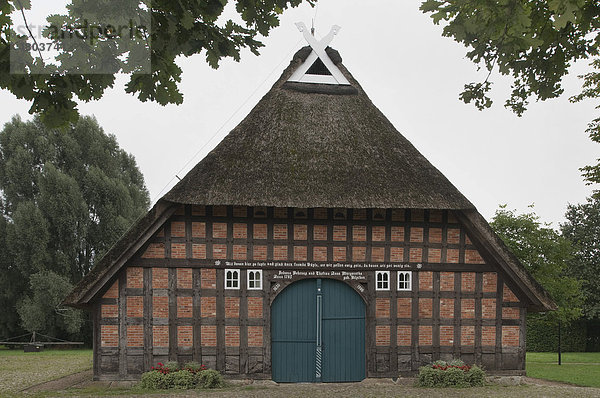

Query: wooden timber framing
[86,205,546,380]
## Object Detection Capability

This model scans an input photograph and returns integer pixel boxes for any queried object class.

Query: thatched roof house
[66,34,555,382]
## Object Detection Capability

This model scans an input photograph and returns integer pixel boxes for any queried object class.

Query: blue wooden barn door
[321,279,366,382]
[271,278,365,382]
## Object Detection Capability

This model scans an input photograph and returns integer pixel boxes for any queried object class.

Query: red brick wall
[397,298,411,318]
[440,272,454,291]
[248,326,263,347]
[201,297,216,317]
[127,267,143,288]
[376,298,390,318]
[419,272,433,291]
[502,307,520,319]
[178,326,193,347]
[201,269,216,289]
[274,224,287,240]
[225,326,240,347]
[461,299,475,319]
[201,326,217,347]
[482,298,496,319]
[440,325,454,346]
[177,296,193,318]
[153,296,168,318]
[248,297,263,318]
[418,298,432,318]
[127,325,143,347]
[101,304,118,318]
[152,268,168,289]
[502,326,520,347]
[171,243,186,259]
[482,326,496,346]
[419,325,432,345]
[153,325,168,347]
[192,222,205,238]
[101,325,118,347]
[397,325,411,346]
[142,243,164,258]
[483,272,497,292]
[352,225,366,241]
[103,280,119,298]
[461,326,475,346]
[177,268,192,289]
[126,296,143,318]
[439,298,454,319]
[461,272,475,292]
[225,297,239,318]
[503,285,520,302]
[376,326,390,346]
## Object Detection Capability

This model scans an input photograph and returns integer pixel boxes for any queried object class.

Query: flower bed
[138,361,224,390]
[416,359,486,388]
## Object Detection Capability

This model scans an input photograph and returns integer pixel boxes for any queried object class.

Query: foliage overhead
[420,0,600,115]
[0,0,311,128]
[490,205,582,323]
[562,196,600,319]
[0,115,149,339]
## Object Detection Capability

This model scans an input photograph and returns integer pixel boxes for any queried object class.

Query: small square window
[247,270,263,290]
[376,271,390,291]
[398,271,412,291]
[225,269,240,289]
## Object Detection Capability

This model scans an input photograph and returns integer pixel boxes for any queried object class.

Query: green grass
[526,352,600,387]
[0,346,92,393]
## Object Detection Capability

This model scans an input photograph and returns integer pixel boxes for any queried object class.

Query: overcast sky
[2,1,598,227]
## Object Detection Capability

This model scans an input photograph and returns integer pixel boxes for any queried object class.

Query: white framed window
[376,271,390,291]
[398,271,412,291]
[247,270,263,290]
[225,269,240,289]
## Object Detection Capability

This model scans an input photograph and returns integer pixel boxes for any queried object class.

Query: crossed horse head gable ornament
[287,22,350,86]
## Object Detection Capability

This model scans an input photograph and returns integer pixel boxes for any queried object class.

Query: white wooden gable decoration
[288,22,350,85]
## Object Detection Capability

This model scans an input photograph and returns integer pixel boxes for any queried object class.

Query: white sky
[1,0,598,227]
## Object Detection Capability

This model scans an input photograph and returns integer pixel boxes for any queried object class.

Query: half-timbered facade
[65,27,555,381]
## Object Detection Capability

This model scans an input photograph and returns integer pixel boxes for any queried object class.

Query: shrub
[164,361,180,372]
[183,361,207,374]
[138,362,223,390]
[172,370,196,389]
[139,370,165,389]
[139,370,174,389]
[416,360,486,388]
[196,369,225,389]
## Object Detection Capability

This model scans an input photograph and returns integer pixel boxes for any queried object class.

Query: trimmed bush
[196,369,225,389]
[137,361,224,390]
[416,360,485,388]
[172,370,196,389]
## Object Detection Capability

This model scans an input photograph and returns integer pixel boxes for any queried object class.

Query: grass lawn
[526,352,600,387]
[1,347,600,396]
[0,346,92,394]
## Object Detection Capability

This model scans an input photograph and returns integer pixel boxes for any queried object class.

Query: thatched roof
[63,46,556,313]
[163,47,474,210]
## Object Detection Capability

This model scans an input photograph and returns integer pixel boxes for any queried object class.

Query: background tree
[490,205,582,324]
[562,196,600,319]
[0,114,149,341]
[0,0,311,127]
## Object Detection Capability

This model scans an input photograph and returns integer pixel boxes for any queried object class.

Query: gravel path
[25,372,600,398]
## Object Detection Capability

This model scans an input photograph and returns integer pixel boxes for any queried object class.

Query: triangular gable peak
[287,23,350,85]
